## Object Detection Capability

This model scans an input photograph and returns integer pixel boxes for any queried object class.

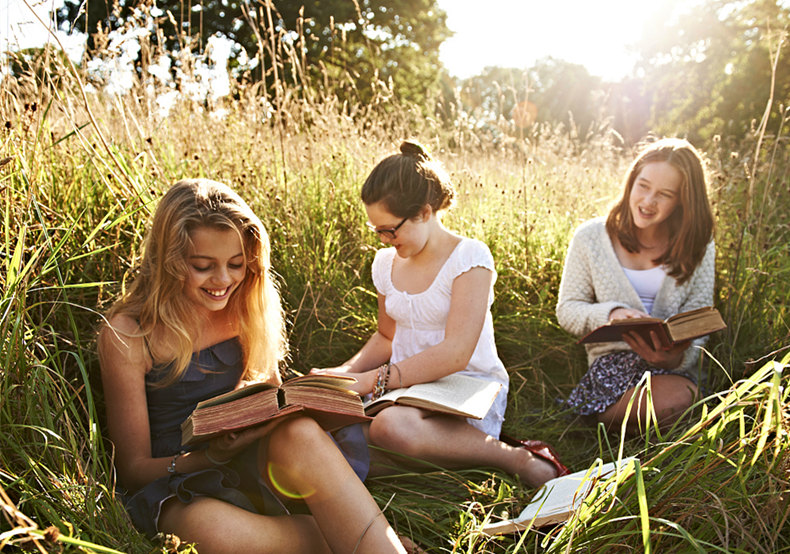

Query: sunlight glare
[438,0,677,81]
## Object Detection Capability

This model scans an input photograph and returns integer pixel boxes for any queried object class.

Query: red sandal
[499,433,570,477]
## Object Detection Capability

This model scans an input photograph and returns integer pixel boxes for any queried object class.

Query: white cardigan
[556,217,716,375]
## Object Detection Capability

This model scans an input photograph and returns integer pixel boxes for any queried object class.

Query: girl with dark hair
[557,138,716,435]
[314,141,568,487]
[99,179,406,553]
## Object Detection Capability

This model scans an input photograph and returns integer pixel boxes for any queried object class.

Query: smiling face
[628,161,682,234]
[184,226,246,314]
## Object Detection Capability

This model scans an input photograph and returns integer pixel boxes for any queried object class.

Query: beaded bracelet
[372,363,389,400]
[167,450,186,474]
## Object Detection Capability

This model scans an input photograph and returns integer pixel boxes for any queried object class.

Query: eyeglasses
[366,217,408,240]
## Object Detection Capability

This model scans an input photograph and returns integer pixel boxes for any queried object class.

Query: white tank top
[622,265,666,314]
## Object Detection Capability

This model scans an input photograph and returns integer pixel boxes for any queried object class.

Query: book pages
[365,373,501,419]
[481,457,637,535]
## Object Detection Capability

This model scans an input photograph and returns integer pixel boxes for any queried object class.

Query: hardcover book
[578,306,726,346]
[181,374,371,446]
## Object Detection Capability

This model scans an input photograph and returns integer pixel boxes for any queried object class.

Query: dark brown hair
[606,138,714,284]
[361,140,455,217]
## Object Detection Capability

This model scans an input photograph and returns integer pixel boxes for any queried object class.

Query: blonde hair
[105,179,286,386]
[606,138,714,284]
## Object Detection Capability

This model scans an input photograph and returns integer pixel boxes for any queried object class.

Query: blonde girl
[99,179,405,553]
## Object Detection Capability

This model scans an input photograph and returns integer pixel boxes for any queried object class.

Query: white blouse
[371,238,509,390]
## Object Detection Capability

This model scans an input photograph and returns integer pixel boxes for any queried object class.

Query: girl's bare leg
[265,416,406,554]
[367,407,558,487]
[159,497,331,554]
[159,416,405,553]
[598,374,698,435]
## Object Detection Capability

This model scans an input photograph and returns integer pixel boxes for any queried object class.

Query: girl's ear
[418,204,433,221]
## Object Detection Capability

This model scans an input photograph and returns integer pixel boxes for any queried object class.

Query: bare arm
[327,294,395,373]
[321,266,492,395]
[99,315,176,492]
[100,315,264,491]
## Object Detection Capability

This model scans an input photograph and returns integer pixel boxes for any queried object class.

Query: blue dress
[123,337,370,538]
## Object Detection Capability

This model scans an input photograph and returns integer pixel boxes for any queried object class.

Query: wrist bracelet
[168,450,186,474]
[204,449,231,466]
[372,364,388,400]
[389,362,403,389]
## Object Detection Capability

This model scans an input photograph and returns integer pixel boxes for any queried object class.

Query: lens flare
[266,461,316,500]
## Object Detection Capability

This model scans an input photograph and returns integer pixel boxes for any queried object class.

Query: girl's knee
[267,416,328,464]
[657,377,697,413]
[368,408,422,455]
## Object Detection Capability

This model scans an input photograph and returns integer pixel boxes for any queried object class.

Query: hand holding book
[621,326,690,370]
[578,306,726,348]
[608,307,650,321]
[310,366,372,396]
[204,415,290,464]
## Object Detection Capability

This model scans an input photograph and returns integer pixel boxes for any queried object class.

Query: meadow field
[1,39,789,552]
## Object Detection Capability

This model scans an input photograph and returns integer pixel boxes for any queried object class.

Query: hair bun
[400,140,429,160]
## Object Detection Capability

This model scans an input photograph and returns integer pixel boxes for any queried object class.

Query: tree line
[57,0,789,145]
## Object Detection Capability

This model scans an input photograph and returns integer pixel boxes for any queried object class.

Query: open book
[578,306,726,346]
[364,373,502,420]
[482,457,637,535]
[181,374,371,446]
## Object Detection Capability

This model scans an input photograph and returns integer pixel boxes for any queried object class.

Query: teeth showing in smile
[204,287,229,297]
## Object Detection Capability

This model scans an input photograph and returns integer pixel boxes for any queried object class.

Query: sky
[4,0,669,82]
[436,0,660,81]
[2,0,58,49]
[1,0,85,61]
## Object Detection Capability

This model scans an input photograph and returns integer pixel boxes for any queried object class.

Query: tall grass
[1,13,789,553]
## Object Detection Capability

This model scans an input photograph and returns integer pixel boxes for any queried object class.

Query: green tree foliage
[452,59,604,140]
[635,0,790,142]
[527,57,603,137]
[455,66,529,120]
[58,0,450,106]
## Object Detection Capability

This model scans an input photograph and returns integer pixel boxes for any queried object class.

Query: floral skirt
[564,351,697,416]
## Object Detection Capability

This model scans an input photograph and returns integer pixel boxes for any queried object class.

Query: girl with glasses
[313,141,568,487]
[98,179,406,553]
[557,138,715,435]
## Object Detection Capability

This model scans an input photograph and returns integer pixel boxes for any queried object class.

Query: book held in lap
[364,373,502,420]
[181,374,370,446]
[578,306,726,347]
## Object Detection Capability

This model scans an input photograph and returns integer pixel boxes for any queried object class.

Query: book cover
[364,373,502,420]
[481,457,637,535]
[181,374,371,446]
[578,306,726,346]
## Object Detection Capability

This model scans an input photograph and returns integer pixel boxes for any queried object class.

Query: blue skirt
[124,424,370,538]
